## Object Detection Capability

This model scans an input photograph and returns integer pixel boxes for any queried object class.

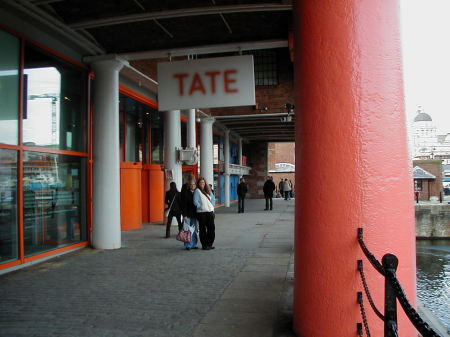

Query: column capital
[85,54,129,72]
[201,116,215,124]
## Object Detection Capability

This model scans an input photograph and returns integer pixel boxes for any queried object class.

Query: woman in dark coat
[165,181,182,238]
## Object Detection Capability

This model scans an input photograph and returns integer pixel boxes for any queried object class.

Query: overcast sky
[401,0,450,135]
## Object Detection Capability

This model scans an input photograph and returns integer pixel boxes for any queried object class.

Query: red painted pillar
[293,1,416,336]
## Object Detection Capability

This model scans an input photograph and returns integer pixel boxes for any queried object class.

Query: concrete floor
[0,198,296,337]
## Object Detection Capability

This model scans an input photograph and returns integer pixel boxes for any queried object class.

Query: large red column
[293,1,416,336]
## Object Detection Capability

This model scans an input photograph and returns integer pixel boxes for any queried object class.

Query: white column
[164,110,182,191]
[238,137,243,166]
[90,57,127,249]
[186,109,196,149]
[224,129,230,207]
[200,117,215,186]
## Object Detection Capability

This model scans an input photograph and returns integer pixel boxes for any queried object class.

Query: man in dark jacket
[263,176,276,211]
[237,177,248,213]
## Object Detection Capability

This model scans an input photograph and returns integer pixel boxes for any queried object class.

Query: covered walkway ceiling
[5,0,295,142]
[215,113,295,142]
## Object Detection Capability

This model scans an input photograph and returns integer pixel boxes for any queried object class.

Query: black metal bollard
[439,192,442,203]
[382,254,399,337]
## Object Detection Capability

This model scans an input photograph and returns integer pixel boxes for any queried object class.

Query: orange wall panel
[147,166,164,223]
[141,169,149,223]
[120,162,142,230]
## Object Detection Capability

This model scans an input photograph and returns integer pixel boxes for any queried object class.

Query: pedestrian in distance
[180,179,199,250]
[237,177,248,213]
[194,177,216,250]
[263,176,276,210]
[283,178,292,200]
[278,179,284,198]
[164,181,182,238]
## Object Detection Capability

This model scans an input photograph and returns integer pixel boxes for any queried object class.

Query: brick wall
[268,142,296,196]
[243,142,268,199]
[413,160,443,200]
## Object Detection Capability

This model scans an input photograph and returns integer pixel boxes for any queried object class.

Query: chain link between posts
[358,292,372,337]
[356,228,444,337]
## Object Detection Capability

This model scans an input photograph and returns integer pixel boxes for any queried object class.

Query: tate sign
[157,55,255,111]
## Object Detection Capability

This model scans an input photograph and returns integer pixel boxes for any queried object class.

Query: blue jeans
[183,217,198,249]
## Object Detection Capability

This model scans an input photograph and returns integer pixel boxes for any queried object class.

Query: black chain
[357,260,385,321]
[358,292,371,337]
[357,227,444,337]
[357,228,385,275]
[388,270,443,337]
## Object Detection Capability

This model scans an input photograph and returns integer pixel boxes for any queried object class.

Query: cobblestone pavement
[0,199,295,337]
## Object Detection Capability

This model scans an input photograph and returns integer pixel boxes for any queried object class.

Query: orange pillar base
[120,162,142,231]
[146,165,165,224]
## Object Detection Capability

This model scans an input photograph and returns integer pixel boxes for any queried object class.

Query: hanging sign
[157,55,255,111]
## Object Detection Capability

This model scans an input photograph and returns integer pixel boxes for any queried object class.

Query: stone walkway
[0,198,295,337]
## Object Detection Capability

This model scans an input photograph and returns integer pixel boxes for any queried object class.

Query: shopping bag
[176,230,192,243]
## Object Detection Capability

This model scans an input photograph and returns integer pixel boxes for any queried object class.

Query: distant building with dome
[412,106,450,164]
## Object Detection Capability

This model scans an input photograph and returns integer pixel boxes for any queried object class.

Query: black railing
[356,228,443,337]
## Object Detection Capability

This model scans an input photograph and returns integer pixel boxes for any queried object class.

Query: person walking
[164,182,182,238]
[263,176,276,210]
[193,177,216,250]
[237,177,248,213]
[180,179,199,250]
[283,178,292,200]
[278,179,284,198]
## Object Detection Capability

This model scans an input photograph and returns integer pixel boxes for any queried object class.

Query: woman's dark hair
[169,181,178,191]
[197,177,211,195]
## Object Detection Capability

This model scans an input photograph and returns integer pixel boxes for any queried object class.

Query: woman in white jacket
[193,177,216,250]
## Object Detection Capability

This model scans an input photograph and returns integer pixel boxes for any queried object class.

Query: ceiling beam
[244,136,295,140]
[4,0,104,55]
[30,0,64,4]
[120,39,288,60]
[232,129,295,133]
[69,4,292,30]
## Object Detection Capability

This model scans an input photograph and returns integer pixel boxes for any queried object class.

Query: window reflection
[23,43,87,151]
[23,152,86,256]
[119,94,162,164]
[151,110,163,164]
[0,31,19,145]
[0,149,18,263]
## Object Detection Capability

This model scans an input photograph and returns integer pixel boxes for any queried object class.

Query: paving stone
[0,199,295,337]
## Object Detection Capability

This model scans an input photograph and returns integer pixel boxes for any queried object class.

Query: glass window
[23,152,86,256]
[23,43,88,151]
[0,149,18,263]
[0,31,19,145]
[415,180,423,191]
[126,113,140,162]
[151,110,163,164]
[245,50,278,86]
[119,94,153,163]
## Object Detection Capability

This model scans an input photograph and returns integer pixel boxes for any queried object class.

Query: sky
[401,0,450,135]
